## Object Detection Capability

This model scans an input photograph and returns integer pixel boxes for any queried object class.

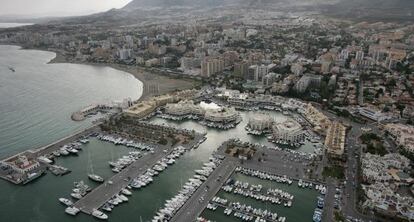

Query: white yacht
[117,194,128,202]
[59,198,73,206]
[53,151,61,157]
[92,209,108,220]
[101,204,112,212]
[70,192,82,199]
[60,148,70,156]
[65,207,80,216]
[37,156,53,164]
[121,188,132,196]
[67,148,79,154]
[88,174,104,183]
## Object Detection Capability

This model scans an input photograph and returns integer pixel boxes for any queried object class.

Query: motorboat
[37,156,53,164]
[65,207,80,216]
[121,188,132,196]
[92,209,108,220]
[101,204,112,212]
[52,151,61,157]
[117,194,128,202]
[60,148,70,156]
[313,209,322,222]
[67,148,79,154]
[70,192,83,199]
[59,198,73,206]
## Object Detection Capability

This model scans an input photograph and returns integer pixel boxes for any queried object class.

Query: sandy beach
[48,50,200,101]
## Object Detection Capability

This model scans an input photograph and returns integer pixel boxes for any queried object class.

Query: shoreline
[47,49,200,102]
[1,44,199,102]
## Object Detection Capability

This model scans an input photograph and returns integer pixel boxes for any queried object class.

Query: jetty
[0,125,98,185]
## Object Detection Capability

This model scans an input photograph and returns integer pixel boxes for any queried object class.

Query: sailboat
[87,147,104,183]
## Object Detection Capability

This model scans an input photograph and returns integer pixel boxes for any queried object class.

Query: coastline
[47,49,200,102]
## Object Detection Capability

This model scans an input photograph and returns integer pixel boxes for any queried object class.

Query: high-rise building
[200,56,224,77]
[294,74,322,93]
[355,50,365,61]
[234,61,249,77]
[247,64,268,82]
[118,49,131,60]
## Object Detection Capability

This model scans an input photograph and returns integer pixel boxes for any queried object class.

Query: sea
[0,23,33,28]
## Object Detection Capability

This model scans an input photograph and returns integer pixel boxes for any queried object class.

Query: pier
[0,125,99,185]
[34,125,99,158]
[170,158,237,222]
[73,134,204,215]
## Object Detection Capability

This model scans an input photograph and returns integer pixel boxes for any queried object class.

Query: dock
[73,134,204,215]
[34,125,99,158]
[0,125,98,185]
[170,158,237,222]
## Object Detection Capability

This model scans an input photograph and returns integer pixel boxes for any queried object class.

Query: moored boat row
[151,157,222,222]
[96,134,155,151]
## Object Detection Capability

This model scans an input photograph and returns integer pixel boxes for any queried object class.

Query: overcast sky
[0,0,132,17]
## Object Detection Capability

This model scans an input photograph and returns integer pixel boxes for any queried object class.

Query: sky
[0,0,132,17]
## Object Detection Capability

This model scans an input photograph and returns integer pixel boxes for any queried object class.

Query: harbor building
[0,153,44,184]
[162,100,241,129]
[247,113,274,131]
[204,107,240,123]
[324,121,347,160]
[124,90,199,119]
[124,101,157,118]
[164,100,205,116]
[3,155,40,174]
[272,119,305,144]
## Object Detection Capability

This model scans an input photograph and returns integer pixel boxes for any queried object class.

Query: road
[323,110,375,221]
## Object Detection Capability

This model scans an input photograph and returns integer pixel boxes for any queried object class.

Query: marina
[150,137,325,222]
[0,89,327,222]
[201,172,323,222]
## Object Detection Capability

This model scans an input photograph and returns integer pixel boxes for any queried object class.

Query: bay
[0,23,34,28]
[0,45,143,158]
